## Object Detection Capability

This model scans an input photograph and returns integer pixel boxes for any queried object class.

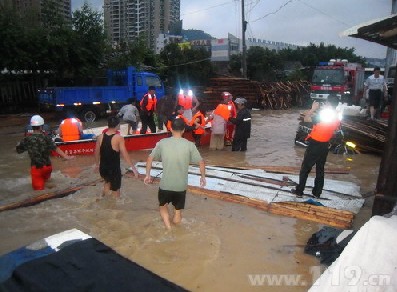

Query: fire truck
[310,59,365,105]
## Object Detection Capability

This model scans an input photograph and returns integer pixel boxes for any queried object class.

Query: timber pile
[200,78,310,110]
[268,202,354,229]
[342,116,388,154]
[258,80,311,109]
[189,186,354,229]
[202,78,261,109]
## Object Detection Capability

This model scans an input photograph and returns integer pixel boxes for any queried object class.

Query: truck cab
[310,60,364,105]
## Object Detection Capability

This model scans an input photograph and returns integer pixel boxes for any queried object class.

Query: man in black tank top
[95,116,139,197]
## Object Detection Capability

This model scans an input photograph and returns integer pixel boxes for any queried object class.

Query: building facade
[247,38,300,51]
[11,0,71,25]
[211,34,240,62]
[104,0,180,50]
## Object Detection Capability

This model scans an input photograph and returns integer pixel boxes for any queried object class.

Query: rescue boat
[51,124,211,156]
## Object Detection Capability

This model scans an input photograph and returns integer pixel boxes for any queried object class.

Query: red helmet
[221,92,232,99]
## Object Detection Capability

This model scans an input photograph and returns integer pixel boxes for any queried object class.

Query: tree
[278,42,365,68]
[246,46,282,82]
[159,43,213,88]
[104,37,158,70]
[0,4,26,72]
[228,54,242,76]
[70,3,106,81]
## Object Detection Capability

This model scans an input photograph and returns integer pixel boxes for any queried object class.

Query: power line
[297,0,351,27]
[251,0,296,22]
[250,0,351,27]
[163,57,212,68]
[180,1,234,17]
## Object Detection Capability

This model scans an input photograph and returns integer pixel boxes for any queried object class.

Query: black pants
[157,113,167,130]
[140,112,156,134]
[192,132,202,147]
[232,136,248,151]
[296,139,329,196]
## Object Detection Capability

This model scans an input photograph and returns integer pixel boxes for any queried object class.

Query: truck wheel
[81,108,98,123]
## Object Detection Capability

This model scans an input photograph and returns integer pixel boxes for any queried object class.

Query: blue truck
[38,66,165,122]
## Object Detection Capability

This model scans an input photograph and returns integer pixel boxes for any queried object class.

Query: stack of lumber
[342,116,388,154]
[200,78,311,110]
[258,80,311,109]
[189,186,354,229]
[202,78,261,109]
[268,202,354,229]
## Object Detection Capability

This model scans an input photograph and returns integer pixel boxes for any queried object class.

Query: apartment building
[11,0,71,25]
[104,0,180,50]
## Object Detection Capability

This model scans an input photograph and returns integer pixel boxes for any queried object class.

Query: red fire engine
[310,59,365,105]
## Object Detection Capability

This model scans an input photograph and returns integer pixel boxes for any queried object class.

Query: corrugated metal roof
[342,14,397,49]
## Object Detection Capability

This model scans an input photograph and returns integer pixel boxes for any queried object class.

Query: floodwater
[0,110,381,291]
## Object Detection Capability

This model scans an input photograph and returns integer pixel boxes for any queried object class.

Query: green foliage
[278,42,366,67]
[229,54,242,76]
[246,46,282,82]
[71,3,106,80]
[0,4,26,72]
[0,2,105,84]
[232,42,366,82]
[104,37,157,70]
[159,43,213,88]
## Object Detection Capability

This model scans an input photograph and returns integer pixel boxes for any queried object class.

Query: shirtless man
[95,116,139,197]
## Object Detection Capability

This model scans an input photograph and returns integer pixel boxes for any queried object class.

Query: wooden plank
[0,179,102,212]
[223,165,351,174]
[188,185,353,228]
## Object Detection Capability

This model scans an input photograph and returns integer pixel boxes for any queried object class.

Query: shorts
[100,167,122,191]
[368,89,382,108]
[31,165,52,190]
[158,188,186,210]
[124,120,137,130]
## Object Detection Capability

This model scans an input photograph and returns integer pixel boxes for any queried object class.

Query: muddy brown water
[0,110,380,291]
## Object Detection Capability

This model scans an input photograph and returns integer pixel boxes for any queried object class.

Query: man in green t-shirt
[144,118,206,230]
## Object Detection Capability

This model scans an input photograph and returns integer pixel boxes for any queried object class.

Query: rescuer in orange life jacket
[221,91,237,146]
[190,105,207,147]
[293,96,342,199]
[166,105,193,132]
[177,89,200,122]
[59,117,95,142]
[140,85,157,134]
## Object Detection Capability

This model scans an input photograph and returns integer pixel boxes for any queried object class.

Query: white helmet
[222,91,232,99]
[30,115,44,126]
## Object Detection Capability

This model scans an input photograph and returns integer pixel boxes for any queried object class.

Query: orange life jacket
[228,101,237,118]
[167,114,190,131]
[140,93,157,111]
[191,112,206,135]
[214,104,230,121]
[308,120,340,142]
[60,118,81,141]
[178,94,193,110]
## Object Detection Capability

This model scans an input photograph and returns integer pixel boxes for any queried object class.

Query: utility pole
[384,0,397,81]
[241,0,247,78]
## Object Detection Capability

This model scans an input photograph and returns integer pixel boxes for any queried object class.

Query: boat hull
[52,127,211,156]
